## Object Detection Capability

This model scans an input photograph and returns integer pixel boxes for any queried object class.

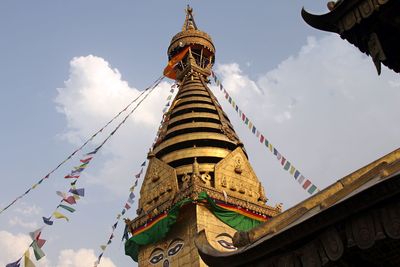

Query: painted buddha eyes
[167,239,184,256]
[216,233,237,250]
[149,249,164,264]
[149,239,184,265]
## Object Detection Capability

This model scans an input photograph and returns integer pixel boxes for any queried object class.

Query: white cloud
[56,248,116,267]
[0,231,32,266]
[0,231,115,267]
[9,216,38,229]
[14,202,41,216]
[55,55,172,195]
[214,34,400,207]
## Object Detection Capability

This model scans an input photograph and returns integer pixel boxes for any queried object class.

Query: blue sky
[1,1,400,266]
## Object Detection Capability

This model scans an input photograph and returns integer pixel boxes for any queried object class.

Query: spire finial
[182,5,197,31]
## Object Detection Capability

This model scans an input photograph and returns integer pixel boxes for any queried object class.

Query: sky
[1,1,400,266]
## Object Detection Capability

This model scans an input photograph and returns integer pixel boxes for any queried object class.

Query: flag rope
[5,76,165,266]
[211,71,319,195]
[93,83,178,266]
[0,75,164,216]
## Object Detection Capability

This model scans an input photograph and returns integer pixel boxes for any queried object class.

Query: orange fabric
[163,47,190,79]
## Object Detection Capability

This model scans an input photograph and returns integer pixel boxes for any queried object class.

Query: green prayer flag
[59,204,75,213]
[284,161,291,171]
[308,184,317,194]
[32,241,45,260]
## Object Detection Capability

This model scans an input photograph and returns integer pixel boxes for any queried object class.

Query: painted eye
[216,233,237,250]
[149,248,164,265]
[217,239,237,250]
[167,239,184,256]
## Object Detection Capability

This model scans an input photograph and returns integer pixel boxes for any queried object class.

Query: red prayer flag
[260,134,265,143]
[63,196,76,205]
[302,180,311,189]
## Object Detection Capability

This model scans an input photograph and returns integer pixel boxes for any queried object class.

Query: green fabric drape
[125,198,192,262]
[125,192,264,262]
[197,191,262,232]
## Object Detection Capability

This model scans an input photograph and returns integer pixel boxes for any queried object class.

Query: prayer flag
[38,179,44,184]
[273,148,278,156]
[256,130,260,138]
[235,105,239,112]
[167,95,172,100]
[42,216,53,225]
[24,250,35,267]
[107,240,112,245]
[129,192,135,200]
[298,175,305,184]
[248,121,253,130]
[228,96,232,103]
[245,118,249,125]
[268,143,273,152]
[281,157,286,166]
[70,180,77,186]
[98,253,103,261]
[86,147,99,155]
[112,222,118,230]
[141,161,146,167]
[170,88,174,93]
[242,113,246,121]
[53,211,69,221]
[109,233,114,240]
[117,214,121,219]
[24,189,31,195]
[277,152,282,160]
[289,166,296,175]
[32,241,45,260]
[69,188,85,197]
[163,46,190,79]
[59,204,76,213]
[283,161,291,171]
[264,139,269,148]
[29,228,42,241]
[127,198,134,204]
[260,134,265,143]
[121,209,126,215]
[80,156,93,163]
[303,180,311,189]
[252,126,256,134]
[122,224,129,241]
[31,183,38,189]
[294,170,300,179]
[56,191,67,199]
[308,184,317,194]
[63,196,76,205]
[6,258,21,267]
[125,203,131,210]
[64,174,80,179]
[100,245,106,251]
[134,180,138,187]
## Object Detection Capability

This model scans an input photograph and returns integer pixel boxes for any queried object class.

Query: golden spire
[182,5,198,31]
[127,8,281,266]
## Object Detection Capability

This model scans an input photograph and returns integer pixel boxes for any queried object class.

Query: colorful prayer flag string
[94,161,146,267]
[211,71,319,195]
[0,75,165,216]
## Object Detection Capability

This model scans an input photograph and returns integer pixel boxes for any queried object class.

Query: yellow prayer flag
[53,211,69,222]
[290,166,296,175]
[248,121,253,130]
[100,245,107,251]
[24,249,36,267]
[268,143,273,152]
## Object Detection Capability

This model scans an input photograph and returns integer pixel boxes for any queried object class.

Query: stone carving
[151,167,160,182]
[234,157,243,174]
[200,171,211,186]
[181,172,191,189]
[351,213,376,249]
[221,176,227,187]
[319,228,344,261]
